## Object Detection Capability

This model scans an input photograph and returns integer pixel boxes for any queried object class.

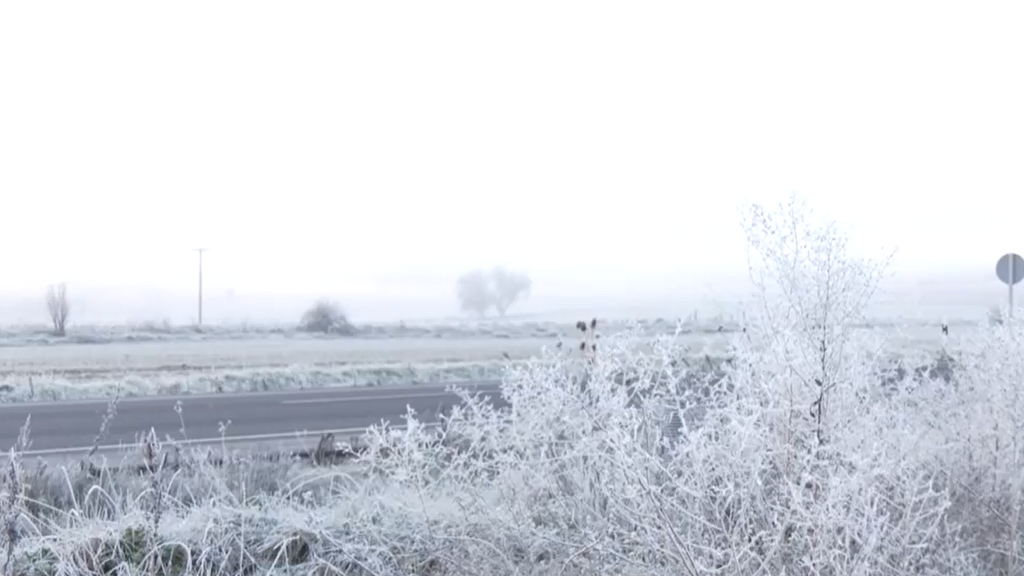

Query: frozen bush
[298,299,353,334]
[355,325,978,575]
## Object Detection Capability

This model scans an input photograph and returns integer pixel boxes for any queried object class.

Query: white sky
[2,2,1023,321]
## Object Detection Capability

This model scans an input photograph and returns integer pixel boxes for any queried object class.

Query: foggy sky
[2,2,1023,322]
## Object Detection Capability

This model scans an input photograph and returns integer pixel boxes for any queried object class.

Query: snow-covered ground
[0,336,546,403]
[0,336,558,374]
[0,313,947,348]
[0,318,666,347]
[0,318,969,404]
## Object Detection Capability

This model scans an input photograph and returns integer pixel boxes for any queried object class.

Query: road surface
[0,382,505,459]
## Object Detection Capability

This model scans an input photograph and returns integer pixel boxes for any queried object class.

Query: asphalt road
[0,382,505,459]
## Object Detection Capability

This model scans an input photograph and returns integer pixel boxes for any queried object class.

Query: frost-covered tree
[739,193,894,447]
[456,269,493,318]
[456,267,532,318]
[45,283,70,337]
[490,266,531,317]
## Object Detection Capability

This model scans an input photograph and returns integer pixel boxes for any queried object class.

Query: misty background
[2,3,1022,325]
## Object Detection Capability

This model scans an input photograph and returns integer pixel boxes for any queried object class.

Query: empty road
[0,382,505,459]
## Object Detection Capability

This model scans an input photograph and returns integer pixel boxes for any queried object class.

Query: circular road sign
[997,253,1024,286]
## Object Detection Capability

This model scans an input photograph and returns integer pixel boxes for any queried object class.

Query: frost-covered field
[0,318,605,403]
[0,319,667,402]
[0,335,559,373]
[0,317,687,348]
[0,318,612,402]
[0,337,533,403]
[0,314,950,348]
[0,318,964,404]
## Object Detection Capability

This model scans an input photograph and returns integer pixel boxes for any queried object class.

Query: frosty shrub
[298,299,353,334]
[927,320,1024,574]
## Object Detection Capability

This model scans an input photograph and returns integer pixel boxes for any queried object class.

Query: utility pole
[193,248,207,326]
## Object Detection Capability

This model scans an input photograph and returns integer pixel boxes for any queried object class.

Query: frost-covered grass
[0,335,557,374]
[0,315,955,349]
[0,317,700,348]
[0,323,960,405]
[0,334,551,404]
[0,321,730,405]
[0,319,1017,575]
[0,360,511,404]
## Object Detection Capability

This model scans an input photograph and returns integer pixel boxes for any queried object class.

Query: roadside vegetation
[2,194,1020,575]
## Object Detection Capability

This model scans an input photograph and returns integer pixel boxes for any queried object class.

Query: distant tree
[457,270,493,318]
[45,283,70,337]
[299,299,354,334]
[490,266,531,317]
[456,267,533,318]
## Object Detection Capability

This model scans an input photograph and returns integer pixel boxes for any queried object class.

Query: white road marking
[11,422,438,458]
[0,381,502,410]
[279,390,490,405]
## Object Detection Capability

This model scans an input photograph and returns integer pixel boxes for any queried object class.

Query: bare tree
[299,299,354,334]
[45,283,70,337]
[456,270,493,318]
[456,267,533,318]
[740,193,894,449]
[490,266,531,317]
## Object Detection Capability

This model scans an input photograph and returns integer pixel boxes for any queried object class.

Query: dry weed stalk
[86,388,121,461]
[575,318,598,357]
[139,427,167,573]
[312,433,335,466]
[1,416,30,576]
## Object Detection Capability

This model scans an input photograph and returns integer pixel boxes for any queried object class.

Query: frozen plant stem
[1,416,30,576]
[140,427,165,572]
[86,388,121,460]
[219,419,232,461]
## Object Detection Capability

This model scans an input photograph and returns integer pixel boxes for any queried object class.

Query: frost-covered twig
[85,387,121,461]
[1,416,30,576]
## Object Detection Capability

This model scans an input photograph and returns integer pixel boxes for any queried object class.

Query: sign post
[996,253,1024,319]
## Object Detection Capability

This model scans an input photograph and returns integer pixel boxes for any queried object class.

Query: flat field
[0,336,557,374]
[0,318,969,405]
